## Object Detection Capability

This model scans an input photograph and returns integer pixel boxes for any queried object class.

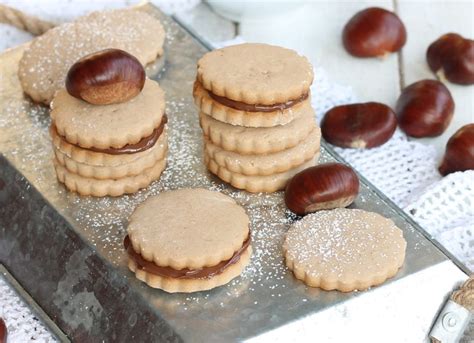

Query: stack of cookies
[194,43,321,192]
[50,50,168,197]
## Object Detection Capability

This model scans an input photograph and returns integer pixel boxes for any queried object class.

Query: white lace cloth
[0,1,472,341]
[0,276,56,342]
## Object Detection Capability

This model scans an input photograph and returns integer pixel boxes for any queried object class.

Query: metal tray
[0,4,468,342]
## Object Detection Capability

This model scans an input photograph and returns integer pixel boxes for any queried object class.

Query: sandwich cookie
[54,158,166,197]
[52,128,168,180]
[125,188,252,293]
[205,155,319,193]
[195,43,314,128]
[199,106,316,154]
[204,127,321,176]
[51,79,164,148]
[19,9,165,104]
[194,81,314,128]
[283,208,407,292]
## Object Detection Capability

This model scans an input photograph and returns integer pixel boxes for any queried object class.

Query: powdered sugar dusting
[0,8,449,339]
[19,8,165,103]
[284,208,406,279]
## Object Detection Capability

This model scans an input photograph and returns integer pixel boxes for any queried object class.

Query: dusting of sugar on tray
[0,7,438,333]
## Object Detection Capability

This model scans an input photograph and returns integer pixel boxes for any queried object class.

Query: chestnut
[66,49,145,105]
[0,317,6,343]
[321,102,397,148]
[427,33,474,85]
[285,163,359,215]
[342,7,407,57]
[439,124,474,176]
[396,79,454,138]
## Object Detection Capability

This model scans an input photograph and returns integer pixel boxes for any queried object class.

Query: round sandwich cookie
[195,43,314,127]
[53,130,168,180]
[51,79,165,149]
[204,127,321,176]
[54,158,167,197]
[199,107,316,154]
[19,8,165,104]
[49,123,167,167]
[205,154,319,193]
[125,188,252,293]
[194,81,313,128]
[283,208,406,292]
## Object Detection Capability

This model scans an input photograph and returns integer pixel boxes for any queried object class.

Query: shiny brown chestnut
[0,317,6,343]
[66,49,145,105]
[396,79,454,138]
[321,102,397,148]
[342,7,407,57]
[285,163,360,215]
[439,124,474,176]
[427,33,474,85]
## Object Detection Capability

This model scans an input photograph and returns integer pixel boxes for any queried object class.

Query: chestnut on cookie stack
[194,43,321,193]
[50,49,168,197]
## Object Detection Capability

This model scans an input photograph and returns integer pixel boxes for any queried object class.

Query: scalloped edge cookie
[50,125,168,167]
[54,132,168,179]
[197,43,313,105]
[54,157,166,197]
[199,106,316,154]
[128,188,250,270]
[204,127,320,176]
[194,81,313,128]
[128,246,252,293]
[283,208,406,292]
[205,153,319,193]
[50,79,165,149]
[19,8,165,104]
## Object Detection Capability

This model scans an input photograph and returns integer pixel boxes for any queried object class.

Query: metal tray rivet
[442,312,459,332]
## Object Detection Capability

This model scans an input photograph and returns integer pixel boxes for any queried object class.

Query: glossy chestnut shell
[0,317,6,343]
[285,163,360,215]
[66,49,146,105]
[427,33,474,85]
[343,7,407,57]
[439,124,474,176]
[321,102,397,148]
[396,79,454,138]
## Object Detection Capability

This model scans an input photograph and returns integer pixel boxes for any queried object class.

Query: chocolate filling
[124,234,251,279]
[86,115,168,154]
[206,86,308,112]
[55,115,167,155]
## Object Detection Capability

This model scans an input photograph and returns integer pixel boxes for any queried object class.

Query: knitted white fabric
[404,171,474,270]
[0,276,56,342]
